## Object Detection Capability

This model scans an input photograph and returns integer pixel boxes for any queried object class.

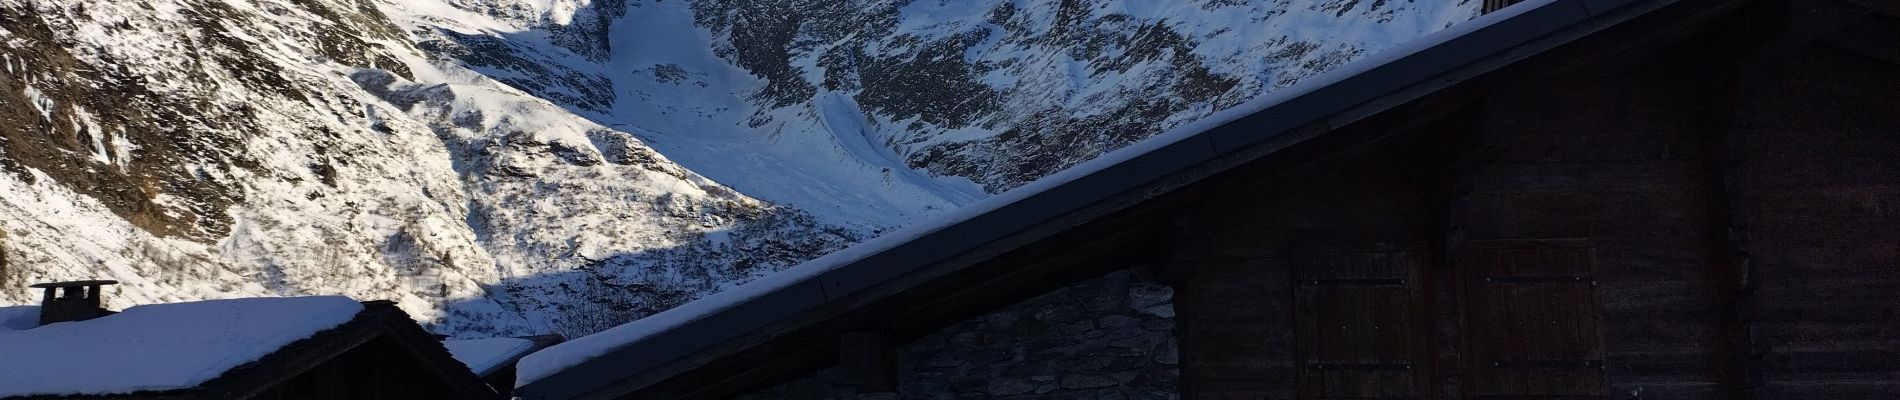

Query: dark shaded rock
[1108,335,1154,349]
[1141,318,1174,331]
[745,268,1177,397]
[1060,374,1118,389]
[1099,315,1141,329]
[1054,355,1115,372]
[987,378,1034,396]
[964,348,1013,365]
[1154,340,1179,365]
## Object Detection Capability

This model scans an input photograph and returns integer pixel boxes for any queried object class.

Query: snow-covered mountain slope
[419,0,1476,197]
[1,0,1476,337]
[0,0,855,338]
[0,0,526,335]
[393,0,992,228]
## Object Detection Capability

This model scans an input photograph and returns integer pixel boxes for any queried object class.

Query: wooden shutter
[1482,0,1525,14]
[1293,243,1430,399]
[1459,239,1606,397]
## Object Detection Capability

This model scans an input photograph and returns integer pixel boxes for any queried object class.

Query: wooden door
[1459,239,1606,397]
[1293,243,1431,399]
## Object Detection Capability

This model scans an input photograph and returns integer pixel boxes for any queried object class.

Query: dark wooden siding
[1172,4,1900,398]
[485,364,520,399]
[250,335,489,400]
[1171,4,1775,398]
[1174,147,1436,399]
[1457,239,1607,397]
[1732,19,1900,397]
[1174,50,1733,400]
[1293,243,1431,398]
[1483,0,1526,14]
[1458,43,1734,399]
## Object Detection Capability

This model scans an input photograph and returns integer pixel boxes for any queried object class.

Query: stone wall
[740,269,1178,399]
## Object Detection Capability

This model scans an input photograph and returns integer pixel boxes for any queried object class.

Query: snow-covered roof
[445,337,539,376]
[513,0,1658,397]
[0,305,38,332]
[0,296,364,397]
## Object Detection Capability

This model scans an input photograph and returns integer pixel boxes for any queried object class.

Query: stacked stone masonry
[741,270,1178,400]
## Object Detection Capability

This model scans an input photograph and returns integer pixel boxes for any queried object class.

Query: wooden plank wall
[1732,25,1900,397]
[248,336,491,400]
[1171,3,1900,399]
[1171,16,1739,400]
[1172,146,1437,399]
[1464,49,1733,399]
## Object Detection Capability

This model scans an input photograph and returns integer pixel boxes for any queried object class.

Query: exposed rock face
[0,0,527,334]
[424,0,1476,218]
[740,270,1179,399]
[678,0,1476,192]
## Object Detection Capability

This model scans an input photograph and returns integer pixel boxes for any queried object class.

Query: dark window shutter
[1293,243,1431,399]
[1458,239,1607,397]
[1483,0,1526,14]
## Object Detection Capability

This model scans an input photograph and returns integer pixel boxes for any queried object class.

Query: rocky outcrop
[681,0,1475,192]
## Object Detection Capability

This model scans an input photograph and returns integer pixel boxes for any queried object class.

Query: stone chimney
[30,280,118,325]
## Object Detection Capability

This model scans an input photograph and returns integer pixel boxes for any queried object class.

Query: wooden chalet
[517,0,1900,398]
[3,299,499,400]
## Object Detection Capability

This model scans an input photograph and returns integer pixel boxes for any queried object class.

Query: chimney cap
[29,280,119,289]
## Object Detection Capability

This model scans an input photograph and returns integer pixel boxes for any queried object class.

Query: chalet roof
[0,299,495,400]
[0,296,364,397]
[513,0,1687,398]
[447,336,564,377]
